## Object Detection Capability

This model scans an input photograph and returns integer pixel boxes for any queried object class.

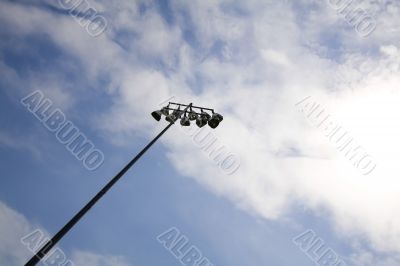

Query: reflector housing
[208,113,223,128]
[151,110,162,121]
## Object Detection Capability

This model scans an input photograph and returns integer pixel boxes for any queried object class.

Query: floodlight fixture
[208,113,224,128]
[151,110,162,121]
[180,112,191,126]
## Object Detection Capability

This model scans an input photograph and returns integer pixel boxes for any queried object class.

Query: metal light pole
[25,102,223,266]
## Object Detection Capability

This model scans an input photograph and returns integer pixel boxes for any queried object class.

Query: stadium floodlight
[153,102,222,129]
[24,101,223,266]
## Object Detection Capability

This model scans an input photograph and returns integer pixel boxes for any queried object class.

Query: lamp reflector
[208,113,223,128]
[151,110,162,121]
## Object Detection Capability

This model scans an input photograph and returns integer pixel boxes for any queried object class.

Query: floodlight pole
[25,104,193,266]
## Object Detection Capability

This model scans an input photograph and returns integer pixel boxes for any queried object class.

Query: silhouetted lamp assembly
[152,102,224,129]
[24,101,223,266]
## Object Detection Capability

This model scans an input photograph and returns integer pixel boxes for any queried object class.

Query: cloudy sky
[1,0,400,265]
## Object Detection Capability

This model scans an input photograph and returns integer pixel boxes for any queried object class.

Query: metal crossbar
[168,102,214,112]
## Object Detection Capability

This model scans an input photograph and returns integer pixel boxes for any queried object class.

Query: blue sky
[1,0,400,265]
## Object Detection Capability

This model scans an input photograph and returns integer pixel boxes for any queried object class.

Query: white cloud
[349,247,400,266]
[0,202,131,266]
[2,0,400,264]
[0,202,36,266]
[0,131,42,159]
